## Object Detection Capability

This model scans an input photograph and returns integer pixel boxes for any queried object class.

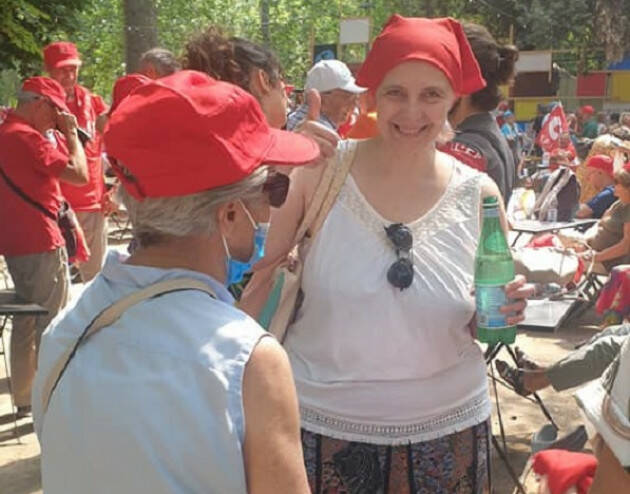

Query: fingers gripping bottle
[475,196,516,344]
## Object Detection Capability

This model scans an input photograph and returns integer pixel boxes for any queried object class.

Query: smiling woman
[239,15,534,493]
[373,61,455,148]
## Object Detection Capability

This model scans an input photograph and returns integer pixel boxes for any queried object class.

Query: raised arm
[238,160,328,319]
[56,111,88,185]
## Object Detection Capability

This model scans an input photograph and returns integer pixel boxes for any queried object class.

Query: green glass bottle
[475,196,516,345]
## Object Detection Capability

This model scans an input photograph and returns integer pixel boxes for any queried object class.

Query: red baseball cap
[109,74,151,116]
[21,77,70,113]
[580,105,595,115]
[43,42,82,69]
[356,15,486,95]
[104,70,320,200]
[586,154,614,177]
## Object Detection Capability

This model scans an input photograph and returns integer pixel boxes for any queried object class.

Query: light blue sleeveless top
[33,251,268,493]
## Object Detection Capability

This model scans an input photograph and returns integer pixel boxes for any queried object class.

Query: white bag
[513,246,580,285]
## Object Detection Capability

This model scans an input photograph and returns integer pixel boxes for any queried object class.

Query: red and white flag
[536,103,575,154]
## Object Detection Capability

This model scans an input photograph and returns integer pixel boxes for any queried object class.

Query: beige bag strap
[39,278,217,416]
[293,139,359,245]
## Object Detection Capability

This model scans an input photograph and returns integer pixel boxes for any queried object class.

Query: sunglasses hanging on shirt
[385,223,414,290]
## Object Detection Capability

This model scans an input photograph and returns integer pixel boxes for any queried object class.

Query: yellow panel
[498,84,510,100]
[514,98,553,121]
[611,72,630,101]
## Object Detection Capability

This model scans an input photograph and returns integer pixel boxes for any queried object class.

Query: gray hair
[139,48,181,77]
[119,166,269,247]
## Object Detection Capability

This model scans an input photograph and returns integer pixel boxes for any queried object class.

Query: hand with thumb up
[295,89,339,160]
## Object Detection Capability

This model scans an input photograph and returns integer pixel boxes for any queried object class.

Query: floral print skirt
[301,421,489,494]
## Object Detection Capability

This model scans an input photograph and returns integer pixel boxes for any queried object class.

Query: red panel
[576,73,607,97]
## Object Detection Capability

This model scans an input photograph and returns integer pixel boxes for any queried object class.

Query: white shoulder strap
[40,278,217,416]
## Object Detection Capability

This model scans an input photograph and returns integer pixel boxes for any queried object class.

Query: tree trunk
[123,0,158,73]
[425,0,435,17]
[260,0,270,46]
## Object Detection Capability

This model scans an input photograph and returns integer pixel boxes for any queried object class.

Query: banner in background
[536,103,576,155]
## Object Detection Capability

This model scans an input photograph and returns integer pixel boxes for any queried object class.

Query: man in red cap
[0,76,87,416]
[43,41,110,282]
[576,154,618,219]
[579,105,599,139]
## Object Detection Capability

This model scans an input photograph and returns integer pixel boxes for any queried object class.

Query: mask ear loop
[221,234,232,258]
[238,199,259,229]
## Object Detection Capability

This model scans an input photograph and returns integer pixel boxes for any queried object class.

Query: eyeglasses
[263,172,290,208]
[384,223,414,290]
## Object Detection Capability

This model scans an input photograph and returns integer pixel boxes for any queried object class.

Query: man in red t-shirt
[44,41,110,282]
[0,77,87,414]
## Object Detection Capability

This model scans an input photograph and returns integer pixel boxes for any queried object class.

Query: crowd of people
[0,12,628,494]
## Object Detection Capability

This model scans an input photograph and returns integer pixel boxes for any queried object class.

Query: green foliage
[0,68,21,107]
[2,0,627,103]
[0,0,86,74]
[70,0,125,99]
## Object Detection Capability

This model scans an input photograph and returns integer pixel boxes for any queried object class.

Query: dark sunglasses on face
[384,223,414,290]
[263,172,290,208]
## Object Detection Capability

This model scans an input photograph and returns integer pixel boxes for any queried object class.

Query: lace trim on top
[300,389,491,446]
[338,159,484,243]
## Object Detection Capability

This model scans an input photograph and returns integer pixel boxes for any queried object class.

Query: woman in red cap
[32,71,319,494]
[241,15,532,492]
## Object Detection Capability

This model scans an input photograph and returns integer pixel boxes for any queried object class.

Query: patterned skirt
[301,421,489,494]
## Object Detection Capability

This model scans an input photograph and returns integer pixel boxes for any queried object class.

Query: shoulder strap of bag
[39,278,217,416]
[293,139,358,245]
[0,164,57,220]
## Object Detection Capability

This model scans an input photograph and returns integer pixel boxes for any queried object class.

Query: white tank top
[284,144,491,445]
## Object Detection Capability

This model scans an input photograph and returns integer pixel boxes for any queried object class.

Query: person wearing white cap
[575,337,630,492]
[286,59,366,133]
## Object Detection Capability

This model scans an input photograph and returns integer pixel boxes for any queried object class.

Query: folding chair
[485,343,557,494]
[554,262,608,330]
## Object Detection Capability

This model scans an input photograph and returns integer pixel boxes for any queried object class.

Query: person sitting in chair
[554,161,630,271]
[576,155,617,220]
[496,324,629,396]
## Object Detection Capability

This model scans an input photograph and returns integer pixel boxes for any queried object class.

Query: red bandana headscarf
[357,15,487,96]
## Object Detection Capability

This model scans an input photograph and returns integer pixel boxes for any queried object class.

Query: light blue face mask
[222,201,270,286]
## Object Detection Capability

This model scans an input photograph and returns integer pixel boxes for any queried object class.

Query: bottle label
[475,284,510,329]
[482,207,500,218]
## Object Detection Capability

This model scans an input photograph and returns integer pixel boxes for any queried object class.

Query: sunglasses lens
[387,258,414,290]
[263,172,290,208]
[385,223,413,250]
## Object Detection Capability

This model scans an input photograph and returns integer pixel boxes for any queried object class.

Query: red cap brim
[50,59,82,69]
[263,129,320,166]
[48,96,70,113]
